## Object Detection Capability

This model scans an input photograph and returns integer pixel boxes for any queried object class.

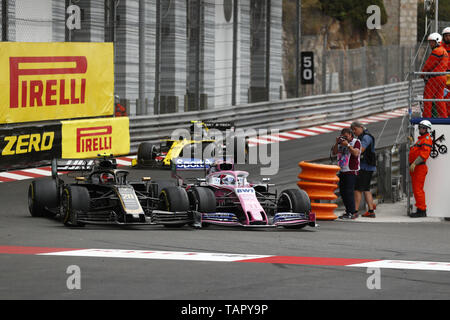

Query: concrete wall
[380,0,400,45]
[399,0,418,46]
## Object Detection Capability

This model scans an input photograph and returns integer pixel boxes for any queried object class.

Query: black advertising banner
[0,124,62,171]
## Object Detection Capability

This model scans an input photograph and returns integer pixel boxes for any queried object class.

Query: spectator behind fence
[332,128,361,220]
[351,121,376,218]
[114,95,127,117]
[442,27,450,116]
[421,33,449,118]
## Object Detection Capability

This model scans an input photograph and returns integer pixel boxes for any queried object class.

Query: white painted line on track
[38,248,450,272]
[307,127,333,133]
[39,248,272,263]
[277,132,307,139]
[0,172,34,180]
[347,260,450,272]
[21,168,53,176]
[291,129,318,136]
[320,125,343,131]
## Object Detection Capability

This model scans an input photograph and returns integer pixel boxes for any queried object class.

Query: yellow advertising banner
[61,117,130,159]
[0,42,114,124]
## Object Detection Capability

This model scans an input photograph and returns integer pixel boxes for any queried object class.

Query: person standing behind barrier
[332,128,361,220]
[409,120,433,218]
[351,122,376,218]
[442,27,450,116]
[421,33,449,118]
[114,95,128,117]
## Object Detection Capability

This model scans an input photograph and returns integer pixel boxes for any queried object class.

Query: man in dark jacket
[351,122,376,218]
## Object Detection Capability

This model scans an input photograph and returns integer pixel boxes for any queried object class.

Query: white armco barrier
[412,119,450,218]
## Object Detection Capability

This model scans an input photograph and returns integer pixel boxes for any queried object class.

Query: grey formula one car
[27,156,201,228]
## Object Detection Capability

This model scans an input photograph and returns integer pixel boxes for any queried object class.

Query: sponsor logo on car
[236,188,255,194]
[57,159,95,171]
[175,158,213,170]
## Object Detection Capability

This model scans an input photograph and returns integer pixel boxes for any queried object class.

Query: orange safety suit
[442,42,450,116]
[422,45,449,118]
[409,132,432,211]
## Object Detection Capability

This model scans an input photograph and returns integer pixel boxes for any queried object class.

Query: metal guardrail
[129,80,424,153]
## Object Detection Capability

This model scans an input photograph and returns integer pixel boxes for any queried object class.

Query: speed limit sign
[301,52,314,84]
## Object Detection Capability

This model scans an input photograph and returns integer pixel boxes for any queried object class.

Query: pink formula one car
[176,161,316,229]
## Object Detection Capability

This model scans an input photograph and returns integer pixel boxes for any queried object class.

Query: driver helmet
[100,172,114,184]
[221,175,235,185]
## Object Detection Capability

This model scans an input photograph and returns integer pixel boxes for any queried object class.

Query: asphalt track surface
[1,115,449,303]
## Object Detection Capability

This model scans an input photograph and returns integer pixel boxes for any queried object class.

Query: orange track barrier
[298,161,340,220]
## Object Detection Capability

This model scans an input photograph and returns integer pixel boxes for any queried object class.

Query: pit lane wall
[0,42,129,171]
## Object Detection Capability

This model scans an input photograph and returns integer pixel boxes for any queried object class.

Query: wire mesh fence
[295,43,429,97]
[411,71,450,118]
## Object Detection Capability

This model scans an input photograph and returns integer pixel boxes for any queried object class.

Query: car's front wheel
[277,188,311,229]
[62,185,90,227]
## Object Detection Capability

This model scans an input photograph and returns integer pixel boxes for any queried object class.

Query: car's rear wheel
[137,142,157,163]
[28,179,58,218]
[62,185,90,227]
[188,187,216,213]
[152,180,177,195]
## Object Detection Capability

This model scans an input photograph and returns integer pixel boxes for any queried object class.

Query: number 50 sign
[301,52,314,85]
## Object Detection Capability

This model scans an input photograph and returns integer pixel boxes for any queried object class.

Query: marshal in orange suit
[442,27,450,116]
[421,33,449,118]
[409,120,433,218]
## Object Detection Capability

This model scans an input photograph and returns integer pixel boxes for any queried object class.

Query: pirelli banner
[0,42,114,124]
[0,117,129,171]
[61,117,130,159]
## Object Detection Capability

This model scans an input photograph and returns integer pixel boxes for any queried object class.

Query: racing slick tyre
[277,189,311,229]
[188,187,216,213]
[159,186,190,228]
[28,179,59,218]
[137,142,157,164]
[62,185,90,227]
[153,180,177,195]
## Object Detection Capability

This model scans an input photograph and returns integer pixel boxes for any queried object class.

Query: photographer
[332,128,361,220]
